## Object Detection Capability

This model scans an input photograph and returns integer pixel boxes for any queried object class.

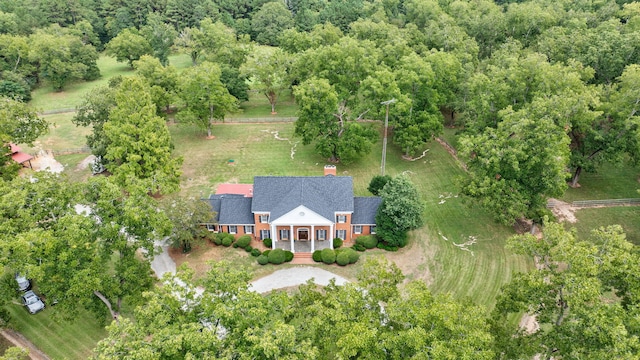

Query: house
[204,165,381,253]
[7,143,33,169]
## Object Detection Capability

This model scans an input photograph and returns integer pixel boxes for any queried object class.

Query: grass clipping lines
[261,130,299,160]
[439,232,477,256]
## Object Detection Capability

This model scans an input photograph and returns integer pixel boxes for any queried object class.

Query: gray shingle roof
[205,194,254,224]
[352,197,381,224]
[251,176,354,221]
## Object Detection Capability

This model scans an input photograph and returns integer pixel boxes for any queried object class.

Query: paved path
[249,266,349,293]
[149,239,176,279]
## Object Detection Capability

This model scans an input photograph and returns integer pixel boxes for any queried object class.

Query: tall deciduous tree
[133,55,178,114]
[294,77,377,164]
[375,174,424,247]
[178,62,238,138]
[492,222,640,359]
[159,196,215,253]
[72,83,118,163]
[105,28,153,68]
[140,13,177,66]
[459,107,570,227]
[251,1,294,46]
[104,77,182,194]
[240,48,291,114]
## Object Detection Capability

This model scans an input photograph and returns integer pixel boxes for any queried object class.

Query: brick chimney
[324,165,336,176]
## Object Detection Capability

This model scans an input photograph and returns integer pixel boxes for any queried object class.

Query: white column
[329,223,334,250]
[271,224,276,249]
[290,225,294,253]
[311,225,315,252]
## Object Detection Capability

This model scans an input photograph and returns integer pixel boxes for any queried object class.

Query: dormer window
[336,215,346,223]
[259,214,269,223]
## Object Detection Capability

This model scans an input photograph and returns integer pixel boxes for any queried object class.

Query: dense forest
[2,0,640,358]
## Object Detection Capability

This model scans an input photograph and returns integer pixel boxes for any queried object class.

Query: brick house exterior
[204,166,381,253]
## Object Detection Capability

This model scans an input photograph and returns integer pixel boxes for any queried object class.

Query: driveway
[249,266,349,293]
[149,239,176,279]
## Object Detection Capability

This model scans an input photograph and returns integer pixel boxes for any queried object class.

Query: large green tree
[178,62,238,137]
[459,106,570,227]
[294,77,377,164]
[492,222,640,359]
[105,28,153,68]
[159,196,215,253]
[240,48,291,114]
[104,77,182,194]
[375,174,424,247]
[133,55,179,114]
[251,1,294,46]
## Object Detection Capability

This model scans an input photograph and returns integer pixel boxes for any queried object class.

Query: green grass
[561,161,640,201]
[228,89,298,119]
[57,153,94,183]
[21,113,91,154]
[5,303,108,360]
[570,207,640,245]
[172,122,532,309]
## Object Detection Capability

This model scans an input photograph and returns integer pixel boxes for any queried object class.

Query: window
[316,229,327,240]
[279,229,290,240]
[244,225,254,234]
[228,225,237,234]
[370,225,376,234]
[336,215,347,223]
[205,224,216,232]
[260,230,270,240]
[259,214,269,223]
[353,225,362,234]
[336,230,346,240]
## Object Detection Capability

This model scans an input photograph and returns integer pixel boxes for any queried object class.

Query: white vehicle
[15,274,30,292]
[21,290,45,314]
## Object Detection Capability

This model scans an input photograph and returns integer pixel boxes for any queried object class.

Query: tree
[159,196,215,253]
[28,27,100,90]
[178,62,238,138]
[105,28,153,68]
[140,13,177,66]
[375,174,424,247]
[251,1,294,46]
[240,48,291,114]
[133,55,179,114]
[104,77,182,194]
[0,347,28,360]
[294,77,377,163]
[367,174,391,195]
[492,221,640,359]
[193,18,251,68]
[459,107,570,227]
[0,97,47,180]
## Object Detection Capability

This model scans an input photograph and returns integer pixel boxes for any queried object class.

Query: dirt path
[0,329,50,360]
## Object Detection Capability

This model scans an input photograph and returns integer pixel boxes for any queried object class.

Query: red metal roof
[11,151,33,164]
[215,183,253,197]
[9,143,20,154]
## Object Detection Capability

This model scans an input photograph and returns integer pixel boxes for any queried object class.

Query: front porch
[273,239,332,253]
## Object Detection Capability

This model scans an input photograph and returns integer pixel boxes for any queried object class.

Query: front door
[298,229,309,241]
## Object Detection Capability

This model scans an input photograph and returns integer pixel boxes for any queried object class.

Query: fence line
[547,198,640,208]
[222,117,298,123]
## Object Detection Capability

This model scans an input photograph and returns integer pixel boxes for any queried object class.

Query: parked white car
[15,274,30,292]
[21,290,45,314]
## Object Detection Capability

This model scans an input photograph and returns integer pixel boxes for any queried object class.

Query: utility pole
[380,98,396,176]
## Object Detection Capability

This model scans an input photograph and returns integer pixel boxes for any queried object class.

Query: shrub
[263,250,271,257]
[312,250,323,262]
[377,242,398,252]
[356,235,378,249]
[245,245,253,252]
[222,236,234,247]
[232,243,239,248]
[263,238,272,248]
[251,248,261,257]
[236,235,251,249]
[257,255,269,265]
[352,244,366,252]
[206,232,217,243]
[268,248,286,264]
[336,251,350,266]
[285,251,294,262]
[321,248,336,264]
[347,248,360,264]
[213,232,225,245]
[333,238,343,249]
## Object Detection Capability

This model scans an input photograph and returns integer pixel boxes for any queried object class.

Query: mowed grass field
[5,303,107,359]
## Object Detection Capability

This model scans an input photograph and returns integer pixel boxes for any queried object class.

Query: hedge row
[208,232,263,257]
[256,248,294,266]
[312,248,359,266]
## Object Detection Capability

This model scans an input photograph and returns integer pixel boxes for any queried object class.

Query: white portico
[270,205,333,253]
